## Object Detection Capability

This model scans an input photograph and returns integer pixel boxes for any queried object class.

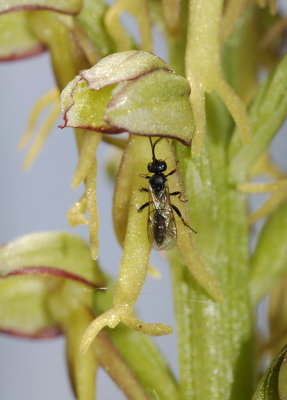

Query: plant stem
[171,125,254,399]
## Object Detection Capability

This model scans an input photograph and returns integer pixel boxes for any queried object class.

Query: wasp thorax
[147,159,167,173]
[150,173,166,192]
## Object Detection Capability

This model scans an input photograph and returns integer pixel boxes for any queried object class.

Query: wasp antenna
[149,136,154,160]
[151,137,163,161]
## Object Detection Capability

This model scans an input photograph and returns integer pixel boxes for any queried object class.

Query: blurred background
[1,3,287,399]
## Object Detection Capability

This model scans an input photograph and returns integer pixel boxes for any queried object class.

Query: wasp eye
[158,161,167,172]
[148,162,154,172]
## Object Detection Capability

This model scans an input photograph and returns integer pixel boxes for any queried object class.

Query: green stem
[171,123,253,399]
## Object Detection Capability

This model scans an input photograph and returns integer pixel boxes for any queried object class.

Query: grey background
[1,5,287,399]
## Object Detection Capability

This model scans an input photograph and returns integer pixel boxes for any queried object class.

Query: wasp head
[147,159,167,173]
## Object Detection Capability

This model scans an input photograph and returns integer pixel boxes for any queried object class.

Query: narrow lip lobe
[1,266,106,289]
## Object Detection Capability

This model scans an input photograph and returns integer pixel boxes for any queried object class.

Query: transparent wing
[147,186,177,250]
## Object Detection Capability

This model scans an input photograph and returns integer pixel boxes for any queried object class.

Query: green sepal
[0,0,82,15]
[221,6,274,107]
[148,0,188,76]
[106,69,194,145]
[48,286,97,400]
[250,201,287,304]
[0,11,44,61]
[0,275,57,336]
[221,6,255,100]
[80,50,170,90]
[0,231,103,286]
[93,277,179,400]
[109,324,179,400]
[229,52,287,180]
[64,308,97,400]
[76,0,115,58]
[61,76,114,131]
[28,10,89,90]
[252,345,287,400]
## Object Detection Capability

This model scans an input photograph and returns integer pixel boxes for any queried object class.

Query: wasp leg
[138,201,153,212]
[172,204,197,233]
[170,191,187,202]
[139,174,151,179]
[139,187,149,193]
[165,169,176,178]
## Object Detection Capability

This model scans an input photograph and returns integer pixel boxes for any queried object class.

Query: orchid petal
[0,12,44,61]
[0,231,103,286]
[0,275,59,337]
[61,51,194,144]
[0,0,82,15]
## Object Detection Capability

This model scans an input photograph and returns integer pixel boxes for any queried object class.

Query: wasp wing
[147,184,177,250]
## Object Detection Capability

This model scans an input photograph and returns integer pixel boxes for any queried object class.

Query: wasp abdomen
[153,212,166,247]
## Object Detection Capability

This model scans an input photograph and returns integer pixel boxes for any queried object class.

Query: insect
[138,137,196,250]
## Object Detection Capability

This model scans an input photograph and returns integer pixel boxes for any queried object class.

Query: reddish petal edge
[0,5,82,16]
[79,65,173,93]
[105,123,192,146]
[0,266,106,289]
[0,44,46,62]
[60,121,191,145]
[0,326,62,339]
[59,122,126,134]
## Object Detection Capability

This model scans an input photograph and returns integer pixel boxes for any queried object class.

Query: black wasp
[138,137,196,250]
